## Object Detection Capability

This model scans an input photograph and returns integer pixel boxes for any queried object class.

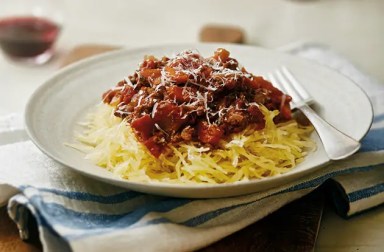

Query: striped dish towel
[1,44,384,252]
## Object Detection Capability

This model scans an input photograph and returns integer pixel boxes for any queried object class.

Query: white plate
[25,43,373,198]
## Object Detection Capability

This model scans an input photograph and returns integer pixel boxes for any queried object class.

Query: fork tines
[266,67,314,106]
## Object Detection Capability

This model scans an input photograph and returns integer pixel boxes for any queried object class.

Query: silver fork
[267,66,361,160]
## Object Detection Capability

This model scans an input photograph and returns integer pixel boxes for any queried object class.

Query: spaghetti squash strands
[73,103,315,184]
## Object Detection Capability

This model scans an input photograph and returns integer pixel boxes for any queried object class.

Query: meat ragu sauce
[102,48,292,157]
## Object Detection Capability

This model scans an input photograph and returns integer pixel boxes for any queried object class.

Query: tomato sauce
[102,49,292,157]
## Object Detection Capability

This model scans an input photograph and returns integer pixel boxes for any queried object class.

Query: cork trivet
[199,25,245,44]
[60,44,119,67]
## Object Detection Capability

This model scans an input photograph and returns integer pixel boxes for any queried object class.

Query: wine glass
[0,0,63,64]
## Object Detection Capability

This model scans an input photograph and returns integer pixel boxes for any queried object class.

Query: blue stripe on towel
[182,203,247,227]
[280,165,376,193]
[373,113,384,123]
[360,128,384,152]
[348,183,384,202]
[26,202,62,239]
[37,188,144,204]
[14,204,22,223]
[29,196,191,229]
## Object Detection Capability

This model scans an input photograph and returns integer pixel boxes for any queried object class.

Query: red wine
[0,16,60,58]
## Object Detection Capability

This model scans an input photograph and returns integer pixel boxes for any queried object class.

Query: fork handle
[298,104,361,160]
